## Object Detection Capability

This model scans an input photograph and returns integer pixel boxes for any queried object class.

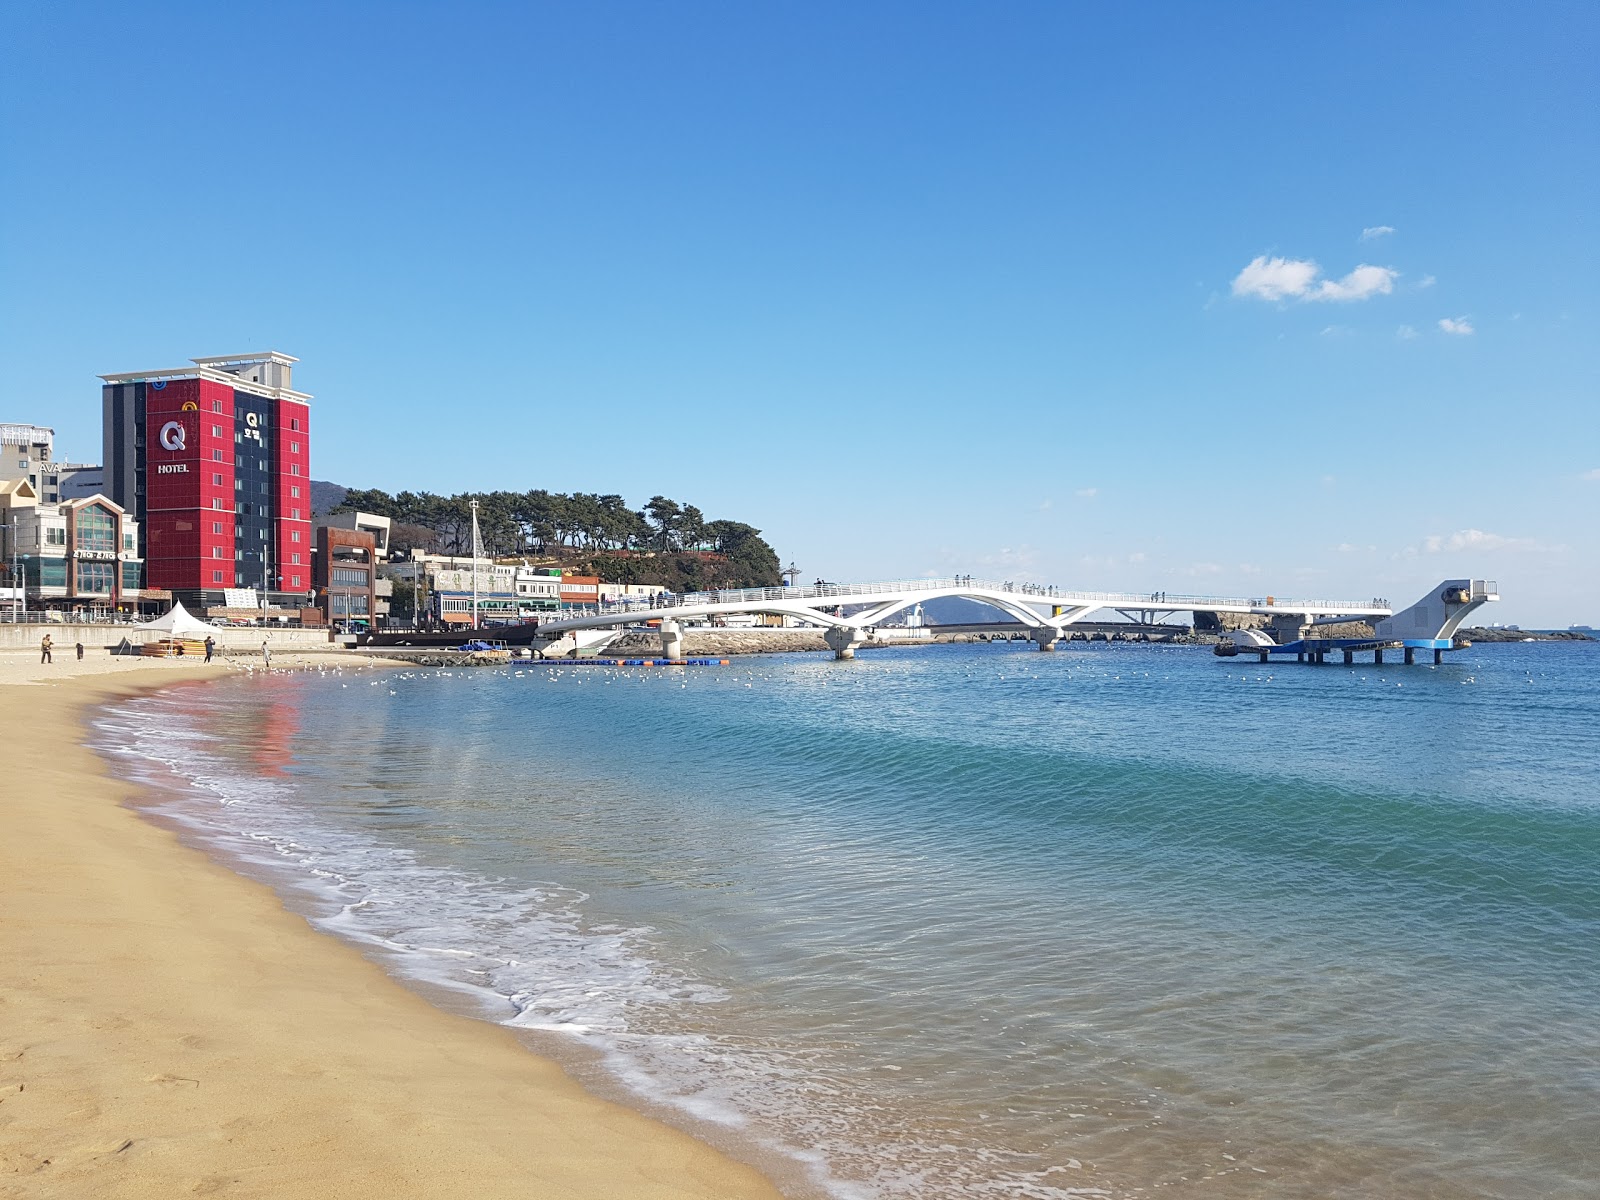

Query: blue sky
[4,2,1595,623]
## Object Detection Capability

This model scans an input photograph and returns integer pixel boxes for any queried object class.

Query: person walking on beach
[75,641,84,661]
[204,635,215,663]
[40,634,52,664]
[261,640,272,669]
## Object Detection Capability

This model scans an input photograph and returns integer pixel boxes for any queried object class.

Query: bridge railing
[572,577,1390,619]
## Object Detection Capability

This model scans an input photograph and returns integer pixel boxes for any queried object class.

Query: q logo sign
[159,421,187,452]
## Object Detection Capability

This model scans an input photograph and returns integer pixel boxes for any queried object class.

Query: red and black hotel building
[100,352,312,611]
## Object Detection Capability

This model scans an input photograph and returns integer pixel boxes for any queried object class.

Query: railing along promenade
[596,577,1394,617]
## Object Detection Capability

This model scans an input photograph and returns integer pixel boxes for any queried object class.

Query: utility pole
[469,498,481,631]
[262,524,271,627]
[9,516,19,623]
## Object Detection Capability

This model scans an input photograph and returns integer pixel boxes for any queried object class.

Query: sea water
[94,640,1600,1199]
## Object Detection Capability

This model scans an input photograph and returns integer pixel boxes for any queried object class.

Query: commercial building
[99,352,312,612]
[0,478,146,614]
[315,524,379,629]
[387,553,521,625]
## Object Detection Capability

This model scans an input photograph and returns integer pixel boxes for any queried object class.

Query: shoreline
[1,657,785,1199]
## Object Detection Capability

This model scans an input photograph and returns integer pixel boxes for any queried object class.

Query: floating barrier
[549,657,731,667]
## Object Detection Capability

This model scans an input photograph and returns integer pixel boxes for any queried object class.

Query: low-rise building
[315,525,378,629]
[0,480,145,614]
[388,553,521,626]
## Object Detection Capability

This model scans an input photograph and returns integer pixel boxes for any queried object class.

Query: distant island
[316,482,782,591]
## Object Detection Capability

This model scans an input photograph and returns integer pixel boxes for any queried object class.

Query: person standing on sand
[261,640,271,669]
[204,635,215,663]
[76,641,84,661]
[40,634,52,664]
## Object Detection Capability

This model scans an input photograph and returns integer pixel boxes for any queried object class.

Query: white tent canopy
[135,601,214,638]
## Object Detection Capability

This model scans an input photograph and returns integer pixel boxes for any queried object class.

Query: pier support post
[1344,650,1353,665]
[659,619,685,660]
[1404,647,1415,665]
[824,626,869,660]
[1257,650,1268,664]
[1032,627,1060,652]
[1297,652,1305,663]
[1374,649,1384,665]
[1434,649,1443,665]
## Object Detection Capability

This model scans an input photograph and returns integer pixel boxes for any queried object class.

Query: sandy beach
[0,650,783,1199]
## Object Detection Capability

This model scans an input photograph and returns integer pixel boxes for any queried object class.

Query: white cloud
[1397,324,1419,339]
[1037,499,1052,512]
[1314,264,1397,301]
[1128,552,1146,564]
[1438,316,1475,336]
[1232,255,1397,303]
[1320,324,1353,337]
[977,545,1039,570]
[1418,529,1560,555]
[1417,274,1436,289]
[1360,225,1396,241]
[1233,256,1320,300]
[1582,468,1600,481]
[1074,487,1098,499]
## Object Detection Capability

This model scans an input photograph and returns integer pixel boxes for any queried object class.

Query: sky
[3,2,1596,625]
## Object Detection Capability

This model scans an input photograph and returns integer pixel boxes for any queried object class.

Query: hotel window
[290,485,301,498]
[213,449,224,461]
[213,570,224,583]
[213,473,223,486]
[123,532,135,551]
[291,529,301,543]
[212,400,223,413]
[290,442,300,454]
[290,574,302,588]
[290,463,301,476]
[213,522,223,535]
[291,553,301,565]
[291,508,301,519]
[213,547,225,559]
[290,418,300,431]
[213,499,225,510]
[212,425,223,437]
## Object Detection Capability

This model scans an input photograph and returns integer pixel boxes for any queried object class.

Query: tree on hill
[330,486,781,587]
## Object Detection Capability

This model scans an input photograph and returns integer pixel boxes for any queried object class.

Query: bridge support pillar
[1032,627,1060,652]
[824,626,869,660]
[1374,648,1384,665]
[659,619,685,660]
[1434,649,1443,665]
[1343,650,1353,665]
[1404,647,1415,665]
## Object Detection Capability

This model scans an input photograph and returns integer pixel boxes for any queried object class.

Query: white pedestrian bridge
[533,576,1490,659]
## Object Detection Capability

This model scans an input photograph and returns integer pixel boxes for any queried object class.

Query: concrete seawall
[0,623,332,653]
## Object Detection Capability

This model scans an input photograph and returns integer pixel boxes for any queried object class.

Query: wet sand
[0,652,783,1199]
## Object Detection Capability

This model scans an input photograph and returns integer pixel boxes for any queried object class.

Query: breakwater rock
[607,630,830,655]
[1457,627,1594,643]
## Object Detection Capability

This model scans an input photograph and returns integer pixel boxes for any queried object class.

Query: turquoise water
[98,641,1600,1198]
